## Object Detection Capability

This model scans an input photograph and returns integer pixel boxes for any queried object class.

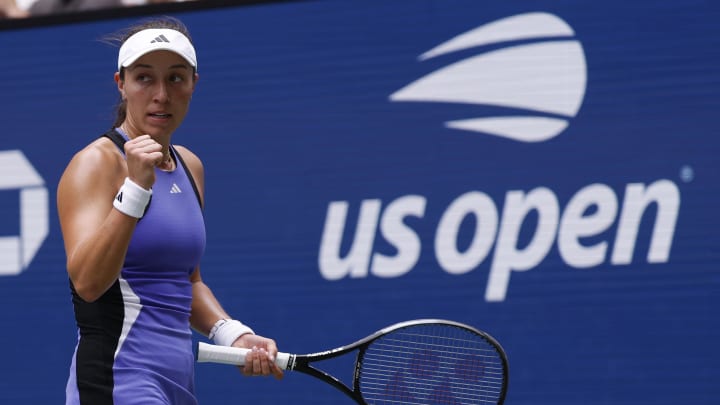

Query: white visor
[118,28,197,71]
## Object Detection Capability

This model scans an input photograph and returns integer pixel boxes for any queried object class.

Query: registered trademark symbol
[680,165,694,183]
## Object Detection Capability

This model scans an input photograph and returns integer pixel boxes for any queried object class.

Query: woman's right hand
[124,135,164,189]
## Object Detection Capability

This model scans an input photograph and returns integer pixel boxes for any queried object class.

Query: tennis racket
[196,319,509,404]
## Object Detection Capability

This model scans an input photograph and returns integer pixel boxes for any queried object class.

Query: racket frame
[284,319,509,404]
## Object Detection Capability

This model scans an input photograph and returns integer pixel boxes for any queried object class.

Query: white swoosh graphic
[420,12,575,60]
[391,40,587,117]
[390,13,587,142]
[446,116,569,142]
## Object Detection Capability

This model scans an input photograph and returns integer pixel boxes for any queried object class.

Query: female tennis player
[57,16,283,404]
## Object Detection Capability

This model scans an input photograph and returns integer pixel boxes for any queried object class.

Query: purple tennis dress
[66,131,206,404]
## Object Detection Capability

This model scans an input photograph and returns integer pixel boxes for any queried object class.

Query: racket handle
[196,342,292,370]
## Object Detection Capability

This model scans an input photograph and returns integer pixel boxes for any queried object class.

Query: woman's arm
[178,145,283,379]
[57,140,135,302]
[189,268,283,379]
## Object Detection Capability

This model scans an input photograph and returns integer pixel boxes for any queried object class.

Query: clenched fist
[124,135,165,190]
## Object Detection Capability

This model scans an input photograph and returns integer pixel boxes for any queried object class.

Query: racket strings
[361,361,505,387]
[361,344,505,386]
[358,325,505,404]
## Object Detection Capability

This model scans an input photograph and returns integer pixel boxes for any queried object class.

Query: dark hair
[105,16,195,129]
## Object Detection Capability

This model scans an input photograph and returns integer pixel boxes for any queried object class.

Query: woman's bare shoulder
[59,137,126,189]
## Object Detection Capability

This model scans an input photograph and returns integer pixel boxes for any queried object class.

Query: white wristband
[113,177,152,219]
[209,319,255,347]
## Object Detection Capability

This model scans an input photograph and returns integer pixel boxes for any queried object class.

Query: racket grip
[196,342,292,370]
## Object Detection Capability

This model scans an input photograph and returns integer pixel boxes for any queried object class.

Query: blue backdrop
[0,0,718,403]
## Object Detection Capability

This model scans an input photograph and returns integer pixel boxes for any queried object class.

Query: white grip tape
[113,177,152,218]
[196,342,291,370]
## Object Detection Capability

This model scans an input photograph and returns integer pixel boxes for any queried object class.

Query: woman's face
[116,50,197,140]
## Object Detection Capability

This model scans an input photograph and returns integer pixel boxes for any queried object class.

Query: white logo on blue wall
[318,182,680,302]
[0,150,48,276]
[318,12,681,302]
[389,12,587,142]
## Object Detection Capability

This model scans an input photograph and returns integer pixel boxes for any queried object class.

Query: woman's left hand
[233,334,284,380]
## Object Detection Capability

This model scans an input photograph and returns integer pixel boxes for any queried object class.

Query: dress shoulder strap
[102,128,126,151]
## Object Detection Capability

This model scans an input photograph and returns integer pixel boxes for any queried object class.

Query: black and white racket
[196,319,509,404]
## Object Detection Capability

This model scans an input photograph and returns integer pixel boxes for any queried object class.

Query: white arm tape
[113,177,152,219]
[209,319,255,347]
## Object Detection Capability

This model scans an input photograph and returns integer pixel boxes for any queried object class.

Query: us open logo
[320,12,679,302]
[390,12,587,142]
[0,150,48,276]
